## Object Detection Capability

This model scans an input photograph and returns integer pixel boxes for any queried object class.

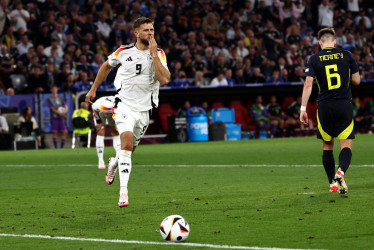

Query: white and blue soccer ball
[160,215,190,242]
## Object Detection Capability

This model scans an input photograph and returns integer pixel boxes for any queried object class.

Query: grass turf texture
[0,135,373,250]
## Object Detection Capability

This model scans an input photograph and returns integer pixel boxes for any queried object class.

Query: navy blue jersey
[305,47,359,101]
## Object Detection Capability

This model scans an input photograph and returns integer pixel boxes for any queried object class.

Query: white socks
[96,135,105,164]
[118,150,132,195]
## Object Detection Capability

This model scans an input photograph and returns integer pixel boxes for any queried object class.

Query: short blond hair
[318,28,335,42]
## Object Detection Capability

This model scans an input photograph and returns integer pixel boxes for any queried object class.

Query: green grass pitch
[1,135,374,249]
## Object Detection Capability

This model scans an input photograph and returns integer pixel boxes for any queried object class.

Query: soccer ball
[57,106,65,113]
[160,215,190,242]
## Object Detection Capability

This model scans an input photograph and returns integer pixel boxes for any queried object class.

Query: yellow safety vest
[72,109,91,135]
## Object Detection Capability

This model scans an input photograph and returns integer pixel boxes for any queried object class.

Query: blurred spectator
[289,66,304,82]
[16,34,33,55]
[213,55,229,77]
[36,45,49,66]
[192,71,208,86]
[362,55,374,80]
[17,46,35,74]
[354,9,371,29]
[202,12,219,40]
[63,73,75,93]
[277,57,288,72]
[17,106,42,147]
[273,0,304,27]
[260,57,275,79]
[285,25,301,46]
[225,69,236,86]
[6,87,15,95]
[343,34,358,52]
[214,40,231,61]
[191,53,207,74]
[0,44,14,88]
[174,71,191,87]
[73,71,91,92]
[45,63,58,88]
[3,26,15,47]
[244,29,260,48]
[47,84,68,149]
[287,96,313,135]
[235,68,247,84]
[48,47,64,71]
[281,68,289,82]
[78,42,95,65]
[0,0,10,36]
[26,65,48,93]
[248,67,266,83]
[9,2,30,33]
[76,54,94,79]
[177,100,191,117]
[35,24,52,47]
[0,108,11,150]
[51,23,67,49]
[318,0,334,29]
[266,95,287,137]
[27,54,41,71]
[335,27,347,48]
[236,40,249,59]
[262,20,283,60]
[96,12,111,41]
[91,53,104,75]
[44,38,64,57]
[348,0,359,13]
[210,72,228,86]
[250,95,269,136]
[266,69,283,84]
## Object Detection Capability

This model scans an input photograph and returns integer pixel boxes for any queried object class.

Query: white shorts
[94,111,116,127]
[113,102,149,146]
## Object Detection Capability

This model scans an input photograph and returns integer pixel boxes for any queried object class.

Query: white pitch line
[0,233,321,250]
[0,164,374,168]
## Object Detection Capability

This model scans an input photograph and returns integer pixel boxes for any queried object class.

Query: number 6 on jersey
[325,64,341,90]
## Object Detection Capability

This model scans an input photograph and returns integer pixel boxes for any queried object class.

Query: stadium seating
[282,96,295,112]
[158,103,177,133]
[211,101,225,109]
[230,100,250,131]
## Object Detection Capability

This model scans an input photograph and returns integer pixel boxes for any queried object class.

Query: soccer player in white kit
[86,17,170,207]
[91,96,121,170]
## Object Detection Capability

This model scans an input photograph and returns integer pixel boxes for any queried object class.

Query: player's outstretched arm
[148,36,170,86]
[351,72,360,86]
[86,61,113,104]
[300,76,313,125]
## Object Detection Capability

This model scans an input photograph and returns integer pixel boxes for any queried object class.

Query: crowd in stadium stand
[0,0,373,95]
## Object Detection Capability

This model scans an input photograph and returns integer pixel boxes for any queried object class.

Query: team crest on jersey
[147,55,153,62]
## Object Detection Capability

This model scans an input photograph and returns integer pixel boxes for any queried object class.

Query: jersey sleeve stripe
[113,47,125,58]
[158,49,167,64]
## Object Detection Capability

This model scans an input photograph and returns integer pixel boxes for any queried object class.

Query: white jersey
[108,43,168,111]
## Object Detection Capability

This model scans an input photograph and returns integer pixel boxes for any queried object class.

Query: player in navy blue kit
[300,28,360,194]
